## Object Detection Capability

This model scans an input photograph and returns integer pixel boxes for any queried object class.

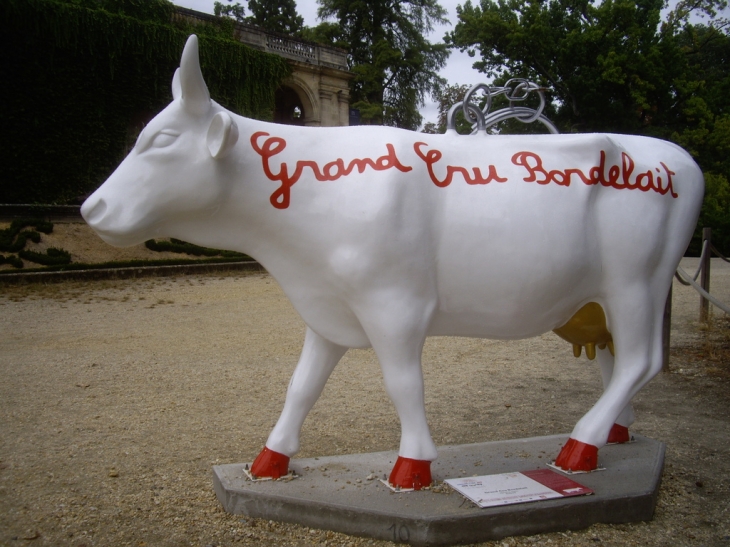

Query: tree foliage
[63,0,175,21]
[674,24,730,253]
[301,21,349,49]
[214,0,246,22]
[248,0,304,35]
[447,0,685,134]
[447,0,730,253]
[214,0,304,35]
[315,0,450,129]
[421,83,470,133]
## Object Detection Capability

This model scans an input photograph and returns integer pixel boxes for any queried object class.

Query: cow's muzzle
[80,196,107,226]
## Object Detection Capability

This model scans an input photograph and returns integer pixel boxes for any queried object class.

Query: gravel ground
[1,230,729,546]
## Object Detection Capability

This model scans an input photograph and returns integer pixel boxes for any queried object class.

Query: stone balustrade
[174,8,348,72]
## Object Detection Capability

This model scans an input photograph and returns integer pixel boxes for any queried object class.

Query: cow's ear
[207,112,239,159]
[179,35,210,115]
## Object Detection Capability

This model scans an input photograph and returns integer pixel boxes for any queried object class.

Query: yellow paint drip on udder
[553,302,614,360]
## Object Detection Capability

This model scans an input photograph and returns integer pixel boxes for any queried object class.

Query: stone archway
[284,63,351,127]
[274,75,319,126]
[274,86,306,126]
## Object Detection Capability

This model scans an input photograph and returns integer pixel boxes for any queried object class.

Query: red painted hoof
[554,438,598,472]
[250,446,290,479]
[389,456,432,490]
[607,423,630,444]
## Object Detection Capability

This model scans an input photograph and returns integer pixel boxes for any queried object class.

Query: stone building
[175,7,353,127]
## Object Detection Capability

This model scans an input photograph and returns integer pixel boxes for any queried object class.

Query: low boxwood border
[0,255,251,275]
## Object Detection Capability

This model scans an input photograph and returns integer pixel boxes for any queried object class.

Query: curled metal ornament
[445,78,559,135]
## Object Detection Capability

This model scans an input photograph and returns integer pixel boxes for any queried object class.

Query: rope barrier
[692,239,708,281]
[674,271,691,286]
[676,266,730,315]
[710,242,730,263]
[674,240,708,286]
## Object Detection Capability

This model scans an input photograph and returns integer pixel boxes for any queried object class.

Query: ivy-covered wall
[0,0,290,204]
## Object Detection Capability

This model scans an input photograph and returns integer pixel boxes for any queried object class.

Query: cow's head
[81,35,239,247]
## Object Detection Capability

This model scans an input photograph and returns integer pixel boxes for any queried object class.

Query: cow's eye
[150,130,180,149]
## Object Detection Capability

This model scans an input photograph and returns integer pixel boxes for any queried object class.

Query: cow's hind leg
[251,327,347,478]
[555,290,664,471]
[597,348,635,443]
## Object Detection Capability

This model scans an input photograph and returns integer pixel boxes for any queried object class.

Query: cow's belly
[296,293,592,348]
[428,297,589,339]
[284,258,598,347]
[429,182,600,338]
[429,259,598,338]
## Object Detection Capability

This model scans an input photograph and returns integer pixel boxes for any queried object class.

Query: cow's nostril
[81,197,108,224]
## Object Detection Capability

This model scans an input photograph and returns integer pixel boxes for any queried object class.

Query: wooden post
[700,227,712,322]
[662,284,672,372]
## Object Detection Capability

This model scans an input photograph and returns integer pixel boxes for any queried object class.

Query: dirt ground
[1,227,729,546]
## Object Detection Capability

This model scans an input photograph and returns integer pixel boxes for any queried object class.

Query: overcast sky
[171,0,483,126]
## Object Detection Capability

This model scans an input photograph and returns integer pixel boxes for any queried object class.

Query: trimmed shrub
[145,238,248,259]
[19,247,72,266]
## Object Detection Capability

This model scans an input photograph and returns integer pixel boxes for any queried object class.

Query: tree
[670,24,730,253]
[214,1,246,22]
[301,21,348,49]
[247,0,304,35]
[214,0,304,35]
[316,0,450,129]
[447,0,687,134]
[422,83,470,133]
[447,0,729,133]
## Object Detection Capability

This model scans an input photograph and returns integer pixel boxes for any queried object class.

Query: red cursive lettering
[511,151,678,198]
[413,142,508,187]
[251,131,413,209]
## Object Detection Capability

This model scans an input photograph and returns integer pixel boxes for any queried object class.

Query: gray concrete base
[213,434,664,546]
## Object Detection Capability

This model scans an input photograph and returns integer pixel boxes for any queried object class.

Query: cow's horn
[172,68,181,101]
[179,35,210,115]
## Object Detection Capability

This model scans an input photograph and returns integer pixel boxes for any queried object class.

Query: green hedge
[0,218,53,252]
[0,218,252,270]
[18,247,71,266]
[0,256,251,275]
[145,238,247,258]
[0,0,290,204]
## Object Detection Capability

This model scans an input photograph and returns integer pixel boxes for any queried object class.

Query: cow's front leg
[251,327,347,478]
[359,302,437,490]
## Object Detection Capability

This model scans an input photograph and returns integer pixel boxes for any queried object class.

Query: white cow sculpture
[82,36,704,489]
